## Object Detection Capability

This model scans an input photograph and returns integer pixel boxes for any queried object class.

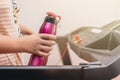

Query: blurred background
[17,0,120,65]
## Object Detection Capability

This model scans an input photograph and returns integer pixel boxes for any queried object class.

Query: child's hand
[18,34,56,57]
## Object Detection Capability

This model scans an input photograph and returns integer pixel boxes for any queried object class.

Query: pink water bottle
[29,12,61,66]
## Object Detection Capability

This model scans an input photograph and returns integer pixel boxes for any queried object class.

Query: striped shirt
[0,0,22,66]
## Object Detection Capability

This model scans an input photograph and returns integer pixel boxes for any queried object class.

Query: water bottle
[29,12,61,66]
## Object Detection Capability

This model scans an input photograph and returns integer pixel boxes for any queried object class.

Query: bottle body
[28,12,60,66]
[29,22,56,66]
[40,22,56,35]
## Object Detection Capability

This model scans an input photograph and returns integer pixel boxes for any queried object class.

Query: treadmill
[0,20,120,80]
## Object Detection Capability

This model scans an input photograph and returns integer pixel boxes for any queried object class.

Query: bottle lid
[46,12,61,25]
[47,12,57,18]
[47,12,61,20]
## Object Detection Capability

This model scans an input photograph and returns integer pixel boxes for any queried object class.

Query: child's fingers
[40,40,55,46]
[36,51,50,57]
[39,34,56,40]
[39,45,53,53]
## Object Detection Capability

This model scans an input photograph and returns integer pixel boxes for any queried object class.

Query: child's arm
[0,34,56,57]
[0,0,7,1]
[0,35,23,53]
[18,23,35,35]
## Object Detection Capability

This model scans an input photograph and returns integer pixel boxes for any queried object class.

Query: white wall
[17,0,120,36]
[17,0,120,65]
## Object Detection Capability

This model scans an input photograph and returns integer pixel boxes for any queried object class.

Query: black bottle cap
[44,15,56,24]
